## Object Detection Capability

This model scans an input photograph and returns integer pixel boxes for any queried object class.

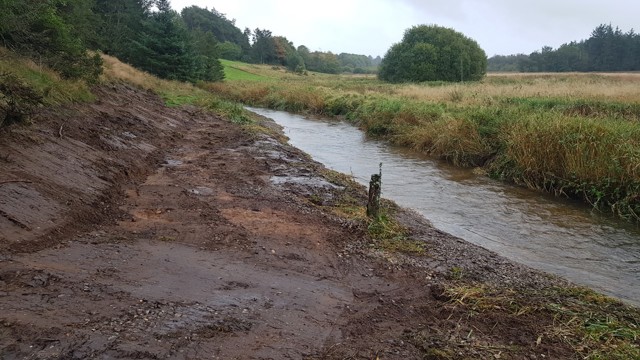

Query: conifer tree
[130,0,197,82]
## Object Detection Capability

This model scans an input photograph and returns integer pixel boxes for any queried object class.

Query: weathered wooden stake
[367,164,382,218]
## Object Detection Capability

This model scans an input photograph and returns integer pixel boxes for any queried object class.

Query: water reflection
[248,107,640,306]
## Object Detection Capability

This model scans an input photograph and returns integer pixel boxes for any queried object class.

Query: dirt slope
[0,85,592,359]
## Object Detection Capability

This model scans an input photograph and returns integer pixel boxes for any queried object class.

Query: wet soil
[0,85,589,359]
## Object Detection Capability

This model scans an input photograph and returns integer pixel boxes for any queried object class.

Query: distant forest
[489,24,640,72]
[180,5,382,74]
[0,0,381,84]
[5,0,631,82]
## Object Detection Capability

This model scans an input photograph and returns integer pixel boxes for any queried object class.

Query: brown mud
[0,85,607,359]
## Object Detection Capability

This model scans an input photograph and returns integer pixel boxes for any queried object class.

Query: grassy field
[207,61,640,221]
[220,59,267,81]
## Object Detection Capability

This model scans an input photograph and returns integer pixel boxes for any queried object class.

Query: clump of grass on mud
[367,201,426,255]
[211,62,640,221]
[443,282,640,359]
[318,169,425,255]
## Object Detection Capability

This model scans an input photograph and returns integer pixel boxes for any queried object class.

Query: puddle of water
[164,159,183,167]
[270,175,341,189]
[189,186,214,196]
[249,107,640,307]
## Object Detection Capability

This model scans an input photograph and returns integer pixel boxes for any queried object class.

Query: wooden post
[367,165,382,218]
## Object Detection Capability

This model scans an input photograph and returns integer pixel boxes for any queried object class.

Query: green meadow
[220,59,267,82]
[208,61,640,221]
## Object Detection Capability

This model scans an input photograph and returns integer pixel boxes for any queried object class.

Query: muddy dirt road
[0,86,614,359]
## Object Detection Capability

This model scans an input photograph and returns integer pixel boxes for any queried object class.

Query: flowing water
[249,107,640,306]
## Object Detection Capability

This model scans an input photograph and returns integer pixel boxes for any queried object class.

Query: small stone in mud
[28,273,51,287]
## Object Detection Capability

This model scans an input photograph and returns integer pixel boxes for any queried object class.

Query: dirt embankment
[0,85,611,359]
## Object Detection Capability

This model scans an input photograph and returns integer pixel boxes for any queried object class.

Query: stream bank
[248,107,640,307]
[0,85,637,359]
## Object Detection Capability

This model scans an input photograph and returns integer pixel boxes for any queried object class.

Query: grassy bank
[0,50,261,131]
[0,47,96,127]
[205,61,640,221]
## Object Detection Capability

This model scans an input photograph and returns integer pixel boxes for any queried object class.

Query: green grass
[220,59,269,81]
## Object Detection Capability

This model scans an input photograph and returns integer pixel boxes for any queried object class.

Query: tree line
[488,24,640,72]
[0,0,226,82]
[227,26,382,74]
[179,5,383,74]
[0,0,382,84]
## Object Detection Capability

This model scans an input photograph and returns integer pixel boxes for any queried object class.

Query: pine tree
[188,28,224,82]
[130,0,197,82]
[0,0,102,81]
[92,0,152,61]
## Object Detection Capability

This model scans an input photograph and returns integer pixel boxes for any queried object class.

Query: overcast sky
[170,0,639,57]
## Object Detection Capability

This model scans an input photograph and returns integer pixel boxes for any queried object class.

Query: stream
[249,107,640,306]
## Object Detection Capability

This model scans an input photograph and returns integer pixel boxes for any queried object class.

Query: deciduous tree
[181,5,250,59]
[378,25,487,83]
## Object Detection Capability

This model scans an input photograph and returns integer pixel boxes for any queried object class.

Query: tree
[378,25,487,83]
[130,0,197,82]
[489,24,640,73]
[57,0,100,48]
[217,41,242,60]
[338,53,373,73]
[297,45,311,66]
[272,36,296,65]
[303,50,340,74]
[286,52,305,73]
[487,54,529,72]
[0,0,102,81]
[181,5,250,58]
[188,28,224,82]
[92,0,152,61]
[250,28,276,64]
